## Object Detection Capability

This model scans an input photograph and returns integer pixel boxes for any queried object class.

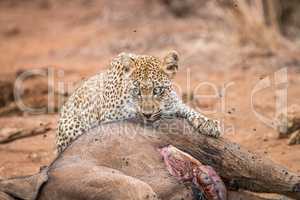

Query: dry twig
[0,123,52,144]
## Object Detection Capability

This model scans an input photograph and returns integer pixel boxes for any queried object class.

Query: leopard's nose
[143,113,152,119]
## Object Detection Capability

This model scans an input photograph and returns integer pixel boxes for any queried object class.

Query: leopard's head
[116,51,179,122]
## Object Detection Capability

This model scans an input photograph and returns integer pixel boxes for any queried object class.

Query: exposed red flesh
[159,145,227,200]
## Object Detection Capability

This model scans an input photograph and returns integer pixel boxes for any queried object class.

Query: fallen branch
[0,102,21,116]
[0,95,62,117]
[0,123,52,144]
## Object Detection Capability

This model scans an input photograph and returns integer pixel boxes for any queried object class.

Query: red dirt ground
[0,1,299,194]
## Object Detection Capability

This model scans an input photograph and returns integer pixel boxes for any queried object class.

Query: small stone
[28,153,41,162]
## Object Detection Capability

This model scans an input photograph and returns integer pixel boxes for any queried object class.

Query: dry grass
[221,0,298,53]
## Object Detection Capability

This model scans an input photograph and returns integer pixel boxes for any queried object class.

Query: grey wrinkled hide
[39,120,195,200]
[0,120,290,200]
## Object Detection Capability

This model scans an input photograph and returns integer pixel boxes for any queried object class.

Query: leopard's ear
[118,52,136,75]
[162,50,179,78]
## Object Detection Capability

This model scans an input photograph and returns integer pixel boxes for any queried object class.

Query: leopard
[57,51,221,153]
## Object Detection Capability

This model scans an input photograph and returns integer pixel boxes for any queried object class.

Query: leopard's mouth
[140,111,161,123]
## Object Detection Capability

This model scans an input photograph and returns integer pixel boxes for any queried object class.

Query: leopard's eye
[153,87,165,96]
[132,87,141,96]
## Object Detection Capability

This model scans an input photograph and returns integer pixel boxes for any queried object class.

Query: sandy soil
[0,0,299,186]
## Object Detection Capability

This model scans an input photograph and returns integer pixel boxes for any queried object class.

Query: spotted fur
[57,51,221,153]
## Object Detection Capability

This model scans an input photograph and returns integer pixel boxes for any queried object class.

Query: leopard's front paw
[191,118,222,138]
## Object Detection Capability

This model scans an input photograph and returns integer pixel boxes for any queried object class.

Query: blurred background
[0,0,300,192]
